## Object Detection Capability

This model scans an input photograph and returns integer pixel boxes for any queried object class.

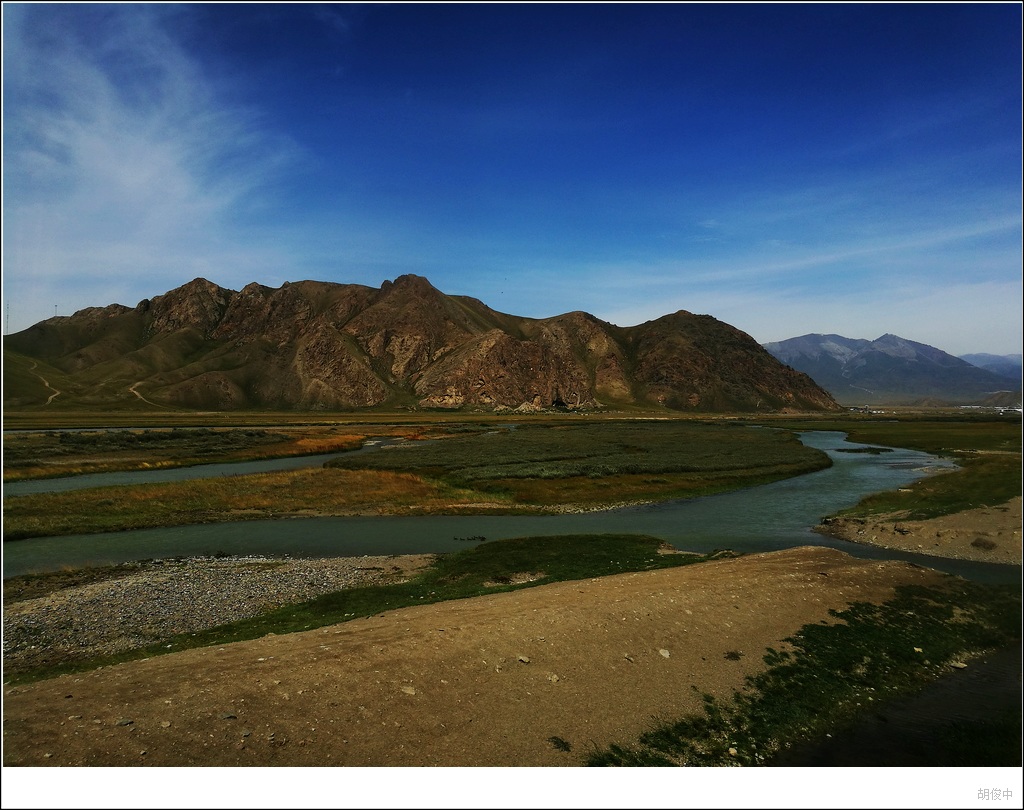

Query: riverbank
[1,545,963,767]
[815,496,1022,565]
[767,643,1022,766]
[3,554,433,677]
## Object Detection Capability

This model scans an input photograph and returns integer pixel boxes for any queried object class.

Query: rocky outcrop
[142,277,234,337]
[413,329,595,410]
[4,275,841,413]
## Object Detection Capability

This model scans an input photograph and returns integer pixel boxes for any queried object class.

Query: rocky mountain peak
[142,278,233,336]
[381,274,437,295]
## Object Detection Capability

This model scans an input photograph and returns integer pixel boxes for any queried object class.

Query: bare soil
[2,546,951,767]
[817,496,1022,565]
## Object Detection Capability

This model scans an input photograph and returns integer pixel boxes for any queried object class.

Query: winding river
[2,431,1018,584]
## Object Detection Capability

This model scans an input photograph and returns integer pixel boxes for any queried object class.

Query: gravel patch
[3,554,433,675]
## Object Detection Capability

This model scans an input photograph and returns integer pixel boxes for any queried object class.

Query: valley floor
[3,495,1018,790]
[3,546,950,768]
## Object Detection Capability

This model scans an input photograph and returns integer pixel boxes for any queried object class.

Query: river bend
[3,431,1016,584]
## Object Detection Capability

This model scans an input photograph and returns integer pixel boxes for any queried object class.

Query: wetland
[2,411,1020,771]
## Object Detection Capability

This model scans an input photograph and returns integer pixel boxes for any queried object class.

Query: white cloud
[2,5,301,331]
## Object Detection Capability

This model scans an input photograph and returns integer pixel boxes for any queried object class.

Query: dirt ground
[3,545,953,769]
[3,495,1019,800]
[817,496,1022,565]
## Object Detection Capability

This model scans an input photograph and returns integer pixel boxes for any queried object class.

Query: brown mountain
[3,275,840,413]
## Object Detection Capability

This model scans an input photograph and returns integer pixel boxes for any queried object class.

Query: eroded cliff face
[4,274,841,413]
[413,329,596,410]
[142,278,234,337]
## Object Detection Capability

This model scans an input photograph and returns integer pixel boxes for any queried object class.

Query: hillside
[3,275,839,413]
[763,333,1020,406]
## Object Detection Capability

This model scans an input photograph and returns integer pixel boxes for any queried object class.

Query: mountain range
[958,353,1023,384]
[3,275,839,414]
[763,333,1021,407]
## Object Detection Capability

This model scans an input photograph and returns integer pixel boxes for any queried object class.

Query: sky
[2,3,1022,357]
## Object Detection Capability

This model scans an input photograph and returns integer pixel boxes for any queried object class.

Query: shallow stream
[4,430,1017,584]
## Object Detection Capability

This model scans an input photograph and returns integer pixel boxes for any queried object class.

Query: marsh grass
[2,534,726,684]
[2,427,369,482]
[835,454,1021,520]
[755,413,1021,455]
[480,465,825,507]
[1,467,508,540]
[329,421,827,482]
[836,455,1020,521]
[327,420,831,508]
[587,579,1021,767]
[3,421,830,539]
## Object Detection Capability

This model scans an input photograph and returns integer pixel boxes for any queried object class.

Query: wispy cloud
[309,6,353,38]
[827,91,1018,162]
[493,204,1022,355]
[2,4,1018,359]
[2,5,300,328]
[560,211,1020,293]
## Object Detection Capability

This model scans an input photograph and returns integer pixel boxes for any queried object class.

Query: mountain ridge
[4,275,840,413]
[959,353,1023,384]
[764,333,1020,406]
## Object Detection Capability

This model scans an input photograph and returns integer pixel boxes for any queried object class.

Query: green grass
[587,578,1021,766]
[325,420,832,509]
[329,421,827,482]
[836,453,1021,520]
[756,413,1021,455]
[3,421,832,539]
[2,533,732,684]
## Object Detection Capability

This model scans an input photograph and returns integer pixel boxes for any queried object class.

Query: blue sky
[3,3,1021,356]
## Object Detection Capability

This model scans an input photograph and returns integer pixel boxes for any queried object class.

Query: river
[1,437,401,497]
[2,430,1018,583]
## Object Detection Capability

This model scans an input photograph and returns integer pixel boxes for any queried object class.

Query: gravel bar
[3,554,433,676]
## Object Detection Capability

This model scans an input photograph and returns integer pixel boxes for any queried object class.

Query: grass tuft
[587,579,1021,767]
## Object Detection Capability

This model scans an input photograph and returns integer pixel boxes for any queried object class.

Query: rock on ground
[3,546,948,768]
[817,497,1022,565]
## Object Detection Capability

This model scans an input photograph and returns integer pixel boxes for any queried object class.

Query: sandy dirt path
[2,546,950,768]
[127,382,167,409]
[27,362,61,406]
